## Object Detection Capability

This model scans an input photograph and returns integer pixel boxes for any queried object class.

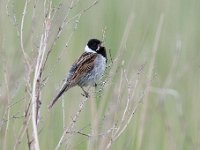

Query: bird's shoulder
[69,52,97,82]
[76,52,97,65]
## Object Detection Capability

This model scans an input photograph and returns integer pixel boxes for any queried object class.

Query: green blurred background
[0,0,200,149]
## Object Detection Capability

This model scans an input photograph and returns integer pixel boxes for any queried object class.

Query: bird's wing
[69,52,97,85]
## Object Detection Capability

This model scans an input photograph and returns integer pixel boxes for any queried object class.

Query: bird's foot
[81,91,89,98]
[81,87,90,98]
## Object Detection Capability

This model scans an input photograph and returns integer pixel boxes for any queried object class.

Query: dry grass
[0,0,200,150]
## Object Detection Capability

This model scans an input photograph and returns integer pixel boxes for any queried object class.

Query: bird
[48,39,107,109]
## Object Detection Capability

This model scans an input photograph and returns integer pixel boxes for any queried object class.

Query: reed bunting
[48,39,107,109]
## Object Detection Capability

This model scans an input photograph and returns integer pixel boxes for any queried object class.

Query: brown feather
[70,52,97,85]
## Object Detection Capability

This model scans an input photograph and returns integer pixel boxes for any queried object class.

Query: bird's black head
[87,39,102,51]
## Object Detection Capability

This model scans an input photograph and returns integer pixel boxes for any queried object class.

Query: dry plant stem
[35,2,52,121]
[26,129,31,150]
[98,14,134,150]
[19,0,33,104]
[102,26,107,42]
[30,14,51,150]
[76,125,118,138]
[55,97,89,150]
[105,69,140,150]
[14,102,31,150]
[59,0,75,127]
[20,0,30,68]
[136,14,164,150]
[3,65,11,150]
[19,4,34,143]
[98,13,134,118]
[117,70,124,108]
[25,102,32,150]
[101,26,113,64]
[121,70,131,121]
[13,101,29,148]
[88,93,98,150]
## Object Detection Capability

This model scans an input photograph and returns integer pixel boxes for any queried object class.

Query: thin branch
[76,125,118,138]
[102,26,107,43]
[77,131,91,138]
[3,62,11,150]
[13,101,31,150]
[121,70,132,122]
[55,97,89,150]
[106,103,140,150]
[105,68,140,150]
[30,17,51,149]
[98,12,135,131]
[26,129,31,150]
[20,0,31,68]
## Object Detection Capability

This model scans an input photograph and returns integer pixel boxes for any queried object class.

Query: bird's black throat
[97,46,107,60]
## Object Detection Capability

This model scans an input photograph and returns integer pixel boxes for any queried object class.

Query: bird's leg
[94,83,97,88]
[81,87,89,98]
[94,83,98,92]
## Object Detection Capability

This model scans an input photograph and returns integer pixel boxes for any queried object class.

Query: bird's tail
[48,82,71,109]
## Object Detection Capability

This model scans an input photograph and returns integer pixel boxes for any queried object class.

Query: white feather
[85,45,96,53]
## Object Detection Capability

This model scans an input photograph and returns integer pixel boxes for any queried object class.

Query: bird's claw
[81,91,89,98]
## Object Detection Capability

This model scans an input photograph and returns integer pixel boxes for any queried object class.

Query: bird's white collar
[85,45,96,53]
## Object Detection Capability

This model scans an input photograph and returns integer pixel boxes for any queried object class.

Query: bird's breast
[94,54,106,76]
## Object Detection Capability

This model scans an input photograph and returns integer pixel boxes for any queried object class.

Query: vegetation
[0,0,199,149]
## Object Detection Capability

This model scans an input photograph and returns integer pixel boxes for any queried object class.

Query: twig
[6,97,25,110]
[26,129,31,150]
[108,49,113,64]
[121,69,131,122]
[98,12,135,126]
[55,97,89,150]
[76,125,118,138]
[3,61,11,150]
[20,0,31,68]
[101,26,113,64]
[14,100,31,150]
[30,16,51,149]
[105,68,140,150]
[102,26,107,43]
[77,131,91,138]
